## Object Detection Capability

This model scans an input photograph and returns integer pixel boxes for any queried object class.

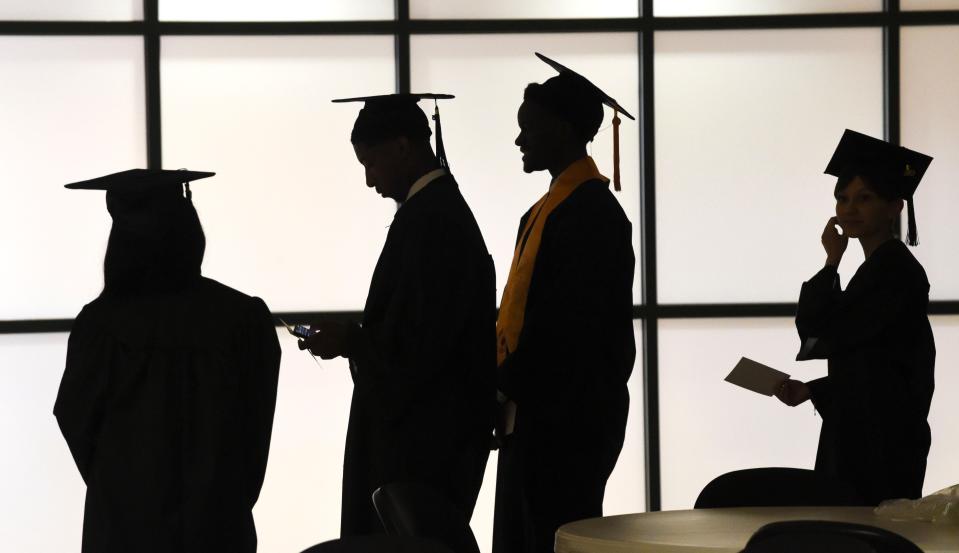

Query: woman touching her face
[776,130,935,506]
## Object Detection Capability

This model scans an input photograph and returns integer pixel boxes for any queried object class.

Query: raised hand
[822,216,848,267]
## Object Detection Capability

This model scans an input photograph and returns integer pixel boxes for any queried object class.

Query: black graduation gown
[796,239,935,505]
[54,277,281,553]
[340,175,496,536]
[493,179,636,553]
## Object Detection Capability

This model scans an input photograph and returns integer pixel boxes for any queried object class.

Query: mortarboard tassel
[906,196,919,246]
[612,109,622,192]
[433,101,451,173]
[176,168,193,201]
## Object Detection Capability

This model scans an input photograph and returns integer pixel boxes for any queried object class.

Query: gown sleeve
[806,376,833,418]
[795,261,918,361]
[795,268,835,412]
[53,307,112,484]
[237,297,281,507]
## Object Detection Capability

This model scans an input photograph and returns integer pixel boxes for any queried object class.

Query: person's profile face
[834,175,902,240]
[353,139,405,202]
[515,101,564,174]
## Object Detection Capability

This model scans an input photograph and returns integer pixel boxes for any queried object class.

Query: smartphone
[292,325,314,339]
[279,318,316,339]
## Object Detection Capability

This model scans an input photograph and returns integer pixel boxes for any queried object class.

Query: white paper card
[725,357,790,396]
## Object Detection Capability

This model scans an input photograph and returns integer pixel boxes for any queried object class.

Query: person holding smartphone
[301,93,496,536]
[776,130,936,505]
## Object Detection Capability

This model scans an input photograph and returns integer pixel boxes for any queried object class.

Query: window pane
[161,36,395,312]
[659,318,828,510]
[0,0,141,20]
[902,0,959,9]
[254,333,354,550]
[901,26,959,300]
[0,333,85,552]
[0,37,146,321]
[655,29,883,303]
[159,0,392,21]
[926,316,959,494]
[411,33,641,302]
[410,0,637,19]
[655,0,879,16]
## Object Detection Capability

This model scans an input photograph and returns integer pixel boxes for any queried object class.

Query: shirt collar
[406,168,447,201]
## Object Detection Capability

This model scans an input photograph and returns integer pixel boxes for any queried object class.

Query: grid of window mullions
[3,0,959,512]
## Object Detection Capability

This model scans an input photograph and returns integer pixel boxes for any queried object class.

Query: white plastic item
[875,484,959,524]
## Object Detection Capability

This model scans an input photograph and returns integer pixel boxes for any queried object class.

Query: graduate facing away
[54,170,281,553]
[777,130,936,505]
[493,54,636,553]
[300,93,497,536]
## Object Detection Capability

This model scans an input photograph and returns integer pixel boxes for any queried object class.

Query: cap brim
[64,169,216,190]
[332,93,455,104]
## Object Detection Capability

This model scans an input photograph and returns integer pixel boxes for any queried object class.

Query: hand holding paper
[725,357,790,396]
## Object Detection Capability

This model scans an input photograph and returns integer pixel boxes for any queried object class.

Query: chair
[372,481,481,553]
[695,468,863,509]
[742,520,924,553]
[300,535,454,553]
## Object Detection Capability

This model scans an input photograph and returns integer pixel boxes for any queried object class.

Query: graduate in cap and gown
[54,169,281,552]
[492,54,636,553]
[300,93,496,536]
[776,129,936,505]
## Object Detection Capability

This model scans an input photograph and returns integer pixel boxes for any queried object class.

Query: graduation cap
[332,93,455,172]
[825,129,933,246]
[532,52,636,191]
[65,168,214,197]
[65,168,214,220]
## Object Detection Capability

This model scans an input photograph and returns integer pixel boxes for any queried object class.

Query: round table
[555,507,959,553]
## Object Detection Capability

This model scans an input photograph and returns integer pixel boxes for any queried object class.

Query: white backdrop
[0,36,145,320]
[655,28,882,303]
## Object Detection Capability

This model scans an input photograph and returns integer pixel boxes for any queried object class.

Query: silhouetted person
[493,54,636,553]
[300,94,496,536]
[54,169,281,553]
[776,129,936,505]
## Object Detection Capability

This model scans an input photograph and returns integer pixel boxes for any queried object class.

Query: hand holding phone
[296,321,351,360]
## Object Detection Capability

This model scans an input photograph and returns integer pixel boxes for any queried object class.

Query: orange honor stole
[496,156,609,366]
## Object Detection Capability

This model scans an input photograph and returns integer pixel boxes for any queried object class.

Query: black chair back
[300,535,454,553]
[695,468,863,509]
[372,482,481,553]
[743,520,924,553]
